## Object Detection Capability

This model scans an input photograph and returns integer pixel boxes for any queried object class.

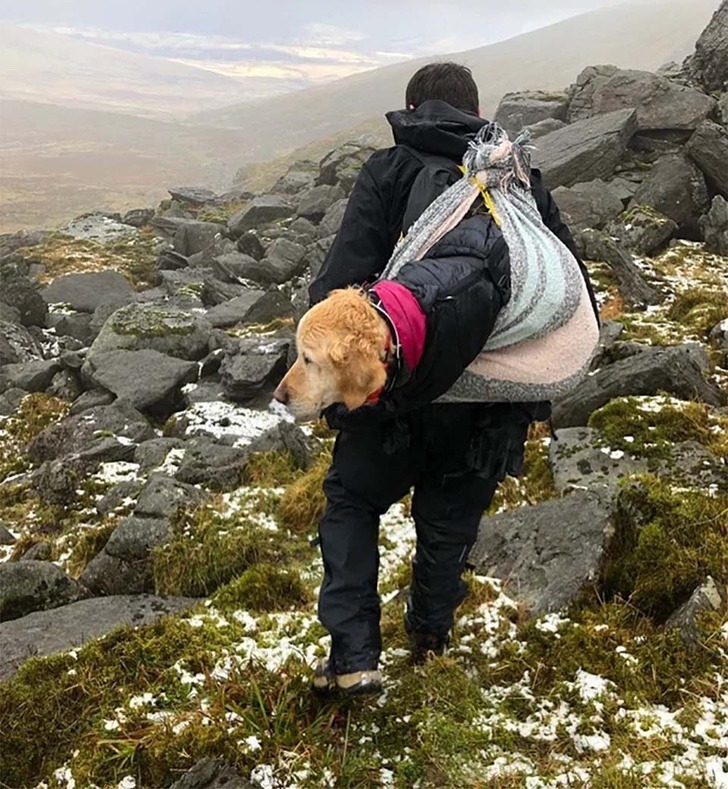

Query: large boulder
[220,338,289,402]
[629,153,709,237]
[88,303,213,361]
[552,179,624,230]
[228,196,293,237]
[605,205,677,256]
[82,350,198,414]
[552,344,726,428]
[470,490,615,614]
[168,187,218,206]
[0,320,43,366]
[61,213,137,244]
[272,159,319,195]
[567,65,619,122]
[316,143,375,192]
[41,271,135,313]
[0,359,60,393]
[686,0,728,92]
[295,185,346,223]
[494,90,569,137]
[173,220,225,257]
[0,258,47,327]
[0,562,84,622]
[684,120,728,198]
[569,68,715,133]
[531,108,637,189]
[0,594,196,682]
[175,438,250,489]
[255,238,307,285]
[701,196,728,256]
[204,290,269,329]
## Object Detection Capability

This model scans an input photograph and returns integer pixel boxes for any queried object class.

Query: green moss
[151,500,276,596]
[488,437,557,514]
[666,288,728,337]
[277,451,331,532]
[211,564,310,612]
[109,304,197,339]
[65,521,118,578]
[588,396,728,460]
[602,475,728,620]
[242,449,303,488]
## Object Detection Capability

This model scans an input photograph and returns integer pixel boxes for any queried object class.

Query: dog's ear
[327,339,349,366]
[338,353,387,412]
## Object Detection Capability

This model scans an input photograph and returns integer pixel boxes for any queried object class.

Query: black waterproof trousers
[317,402,530,674]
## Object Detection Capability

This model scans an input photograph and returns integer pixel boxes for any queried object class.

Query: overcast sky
[1,0,622,83]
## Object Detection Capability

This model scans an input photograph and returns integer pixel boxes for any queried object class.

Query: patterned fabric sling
[380,122,600,403]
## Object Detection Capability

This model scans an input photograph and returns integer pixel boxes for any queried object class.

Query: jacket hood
[386,99,487,161]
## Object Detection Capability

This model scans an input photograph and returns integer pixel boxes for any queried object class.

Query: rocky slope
[0,5,727,788]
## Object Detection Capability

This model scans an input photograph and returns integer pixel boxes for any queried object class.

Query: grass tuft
[277,451,331,533]
[211,564,311,612]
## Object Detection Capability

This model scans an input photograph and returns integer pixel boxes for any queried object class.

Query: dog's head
[274,288,388,421]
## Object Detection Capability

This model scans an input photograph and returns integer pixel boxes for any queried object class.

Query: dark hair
[405,62,480,115]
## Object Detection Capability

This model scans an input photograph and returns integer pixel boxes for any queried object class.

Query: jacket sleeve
[308,161,396,306]
[531,175,601,322]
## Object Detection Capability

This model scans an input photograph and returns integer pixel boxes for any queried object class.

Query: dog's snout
[273,382,290,406]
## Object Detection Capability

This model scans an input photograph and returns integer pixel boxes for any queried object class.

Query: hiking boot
[405,624,449,666]
[311,659,383,697]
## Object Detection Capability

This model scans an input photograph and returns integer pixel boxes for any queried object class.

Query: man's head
[405,62,480,115]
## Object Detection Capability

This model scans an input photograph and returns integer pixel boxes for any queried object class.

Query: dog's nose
[273,383,290,406]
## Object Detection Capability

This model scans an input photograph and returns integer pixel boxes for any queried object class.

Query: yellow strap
[471,178,501,227]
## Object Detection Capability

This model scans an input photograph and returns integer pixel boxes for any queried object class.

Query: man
[308,63,597,696]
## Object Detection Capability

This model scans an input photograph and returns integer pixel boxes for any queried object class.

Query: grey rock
[68,389,116,415]
[169,758,253,789]
[606,206,678,256]
[573,68,715,132]
[205,290,268,329]
[523,118,567,140]
[96,479,144,517]
[553,343,726,428]
[188,237,236,269]
[288,216,318,244]
[21,542,52,561]
[574,229,661,307]
[470,491,615,614]
[122,208,155,228]
[685,120,728,198]
[42,271,135,313]
[221,344,288,402]
[134,438,186,471]
[0,594,197,682]
[0,320,43,365]
[0,302,21,324]
[236,232,267,261]
[258,238,307,284]
[228,196,293,237]
[273,159,319,195]
[720,93,728,129]
[665,577,725,646]
[169,187,218,205]
[249,419,317,471]
[630,154,709,236]
[212,252,260,282]
[709,317,728,352]
[173,220,225,257]
[531,108,637,189]
[0,256,48,327]
[494,90,569,136]
[88,303,213,362]
[607,176,640,203]
[156,248,189,272]
[47,369,83,401]
[82,350,198,413]
[317,143,375,192]
[1,359,60,392]
[134,475,201,519]
[568,65,620,122]
[296,184,346,223]
[28,399,153,463]
[552,179,624,230]
[61,212,137,244]
[687,1,728,91]
[245,290,296,326]
[48,310,94,344]
[0,562,84,622]
[0,524,15,545]
[176,438,250,489]
[201,279,247,307]
[317,199,349,238]
[0,388,26,416]
[701,196,728,256]
[549,427,650,494]
[661,440,728,492]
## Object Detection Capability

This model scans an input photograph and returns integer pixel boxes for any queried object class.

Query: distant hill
[0,0,719,232]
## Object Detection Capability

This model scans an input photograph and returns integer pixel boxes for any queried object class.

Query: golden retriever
[273,288,390,420]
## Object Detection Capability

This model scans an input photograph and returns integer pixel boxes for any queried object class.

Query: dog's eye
[303,354,312,365]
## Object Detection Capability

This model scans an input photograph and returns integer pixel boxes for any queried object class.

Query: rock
[134,438,186,471]
[606,206,678,256]
[0,258,48,327]
[249,419,317,471]
[61,212,137,243]
[571,68,715,132]
[228,196,294,237]
[21,542,52,561]
[88,303,213,361]
[188,237,236,269]
[0,320,43,365]
[47,369,83,402]
[156,248,189,273]
[574,229,661,307]
[296,184,346,222]
[630,154,709,237]
[236,232,267,261]
[531,109,637,189]
[685,120,728,198]
[29,399,154,464]
[0,524,15,545]
[665,577,725,646]
[173,220,225,257]
[0,594,196,682]
[552,180,624,230]
[273,159,320,195]
[122,208,155,228]
[169,187,218,205]
[205,290,269,329]
[80,516,172,595]
[245,290,296,325]
[42,271,135,313]
[47,310,94,344]
[201,279,246,306]
[257,238,307,285]
[662,440,728,492]
[0,388,26,416]
[701,196,728,256]
[134,476,202,519]
[175,438,250,489]
[568,65,620,122]
[82,350,198,414]
[0,302,21,324]
[0,562,84,622]
[317,199,349,238]
[494,90,569,136]
[687,1,728,91]
[317,143,375,192]
[549,427,650,494]
[720,93,728,129]
[168,401,289,448]
[212,252,260,282]
[0,359,60,393]
[553,344,726,428]
[470,490,615,614]
[221,342,289,402]
[523,118,567,140]
[169,759,253,789]
[709,318,728,352]
[68,389,116,415]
